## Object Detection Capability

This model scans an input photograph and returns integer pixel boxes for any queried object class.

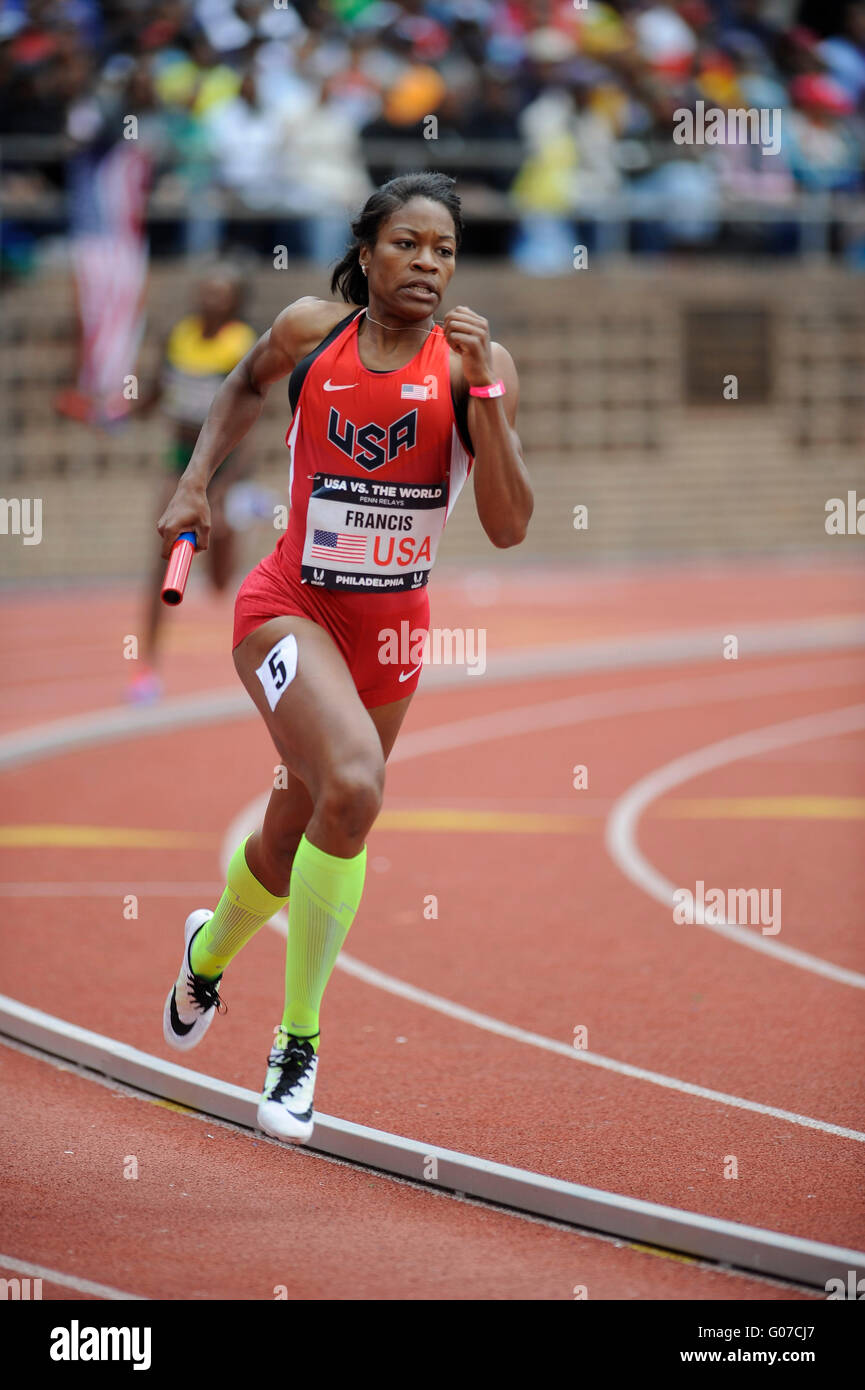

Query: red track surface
[1,560,863,1300]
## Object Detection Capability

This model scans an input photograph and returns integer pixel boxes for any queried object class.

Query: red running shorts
[233,547,431,709]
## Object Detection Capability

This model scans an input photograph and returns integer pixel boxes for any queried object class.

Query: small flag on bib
[310,530,367,563]
[401,383,429,401]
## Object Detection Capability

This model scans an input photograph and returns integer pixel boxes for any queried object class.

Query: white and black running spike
[257,1032,318,1144]
[162,909,227,1052]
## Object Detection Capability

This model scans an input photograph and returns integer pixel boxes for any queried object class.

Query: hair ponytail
[330,240,368,307]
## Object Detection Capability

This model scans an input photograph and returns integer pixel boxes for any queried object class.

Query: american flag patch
[401,383,429,400]
[310,529,367,563]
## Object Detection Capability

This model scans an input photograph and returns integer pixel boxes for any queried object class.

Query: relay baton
[161,530,197,606]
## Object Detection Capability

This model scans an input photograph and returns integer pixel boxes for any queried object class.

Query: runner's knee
[316,757,384,842]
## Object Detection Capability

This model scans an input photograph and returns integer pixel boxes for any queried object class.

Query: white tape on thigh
[255,633,298,712]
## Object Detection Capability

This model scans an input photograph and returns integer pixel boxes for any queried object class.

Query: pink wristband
[468,379,506,398]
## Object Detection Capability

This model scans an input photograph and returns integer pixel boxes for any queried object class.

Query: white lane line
[0,882,223,898]
[222,678,865,1144]
[225,659,861,846]
[388,655,864,768]
[224,654,865,981]
[1,617,862,771]
[0,689,250,772]
[0,1252,146,1301]
[265,916,865,1143]
[605,704,865,989]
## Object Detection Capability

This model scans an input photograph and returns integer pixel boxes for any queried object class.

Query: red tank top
[273,307,474,593]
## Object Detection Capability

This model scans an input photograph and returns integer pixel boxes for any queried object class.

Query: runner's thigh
[254,692,414,855]
[233,614,384,800]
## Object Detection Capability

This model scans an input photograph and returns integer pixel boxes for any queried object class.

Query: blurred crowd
[2,0,865,268]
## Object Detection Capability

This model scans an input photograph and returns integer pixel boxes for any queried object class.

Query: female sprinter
[159,172,532,1143]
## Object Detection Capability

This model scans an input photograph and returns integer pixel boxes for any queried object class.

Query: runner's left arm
[444,307,532,548]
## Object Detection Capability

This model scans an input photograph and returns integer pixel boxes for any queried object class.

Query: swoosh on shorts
[398,662,424,682]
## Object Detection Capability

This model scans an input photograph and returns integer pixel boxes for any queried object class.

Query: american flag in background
[310,530,367,563]
[68,142,152,421]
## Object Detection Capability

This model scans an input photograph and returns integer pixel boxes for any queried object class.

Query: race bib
[301,472,448,592]
[255,633,298,711]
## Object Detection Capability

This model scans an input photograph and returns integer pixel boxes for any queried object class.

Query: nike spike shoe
[163,909,227,1051]
[257,1029,318,1144]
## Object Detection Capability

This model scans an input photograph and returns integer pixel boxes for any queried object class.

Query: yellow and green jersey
[162,316,256,427]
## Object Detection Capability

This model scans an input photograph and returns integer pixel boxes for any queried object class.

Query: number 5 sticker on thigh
[256,633,298,711]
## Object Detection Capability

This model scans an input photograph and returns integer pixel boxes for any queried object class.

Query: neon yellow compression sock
[190,837,289,979]
[280,834,367,1049]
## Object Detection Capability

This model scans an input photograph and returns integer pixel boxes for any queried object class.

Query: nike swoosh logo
[323,379,357,391]
[169,991,195,1036]
[398,662,424,682]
